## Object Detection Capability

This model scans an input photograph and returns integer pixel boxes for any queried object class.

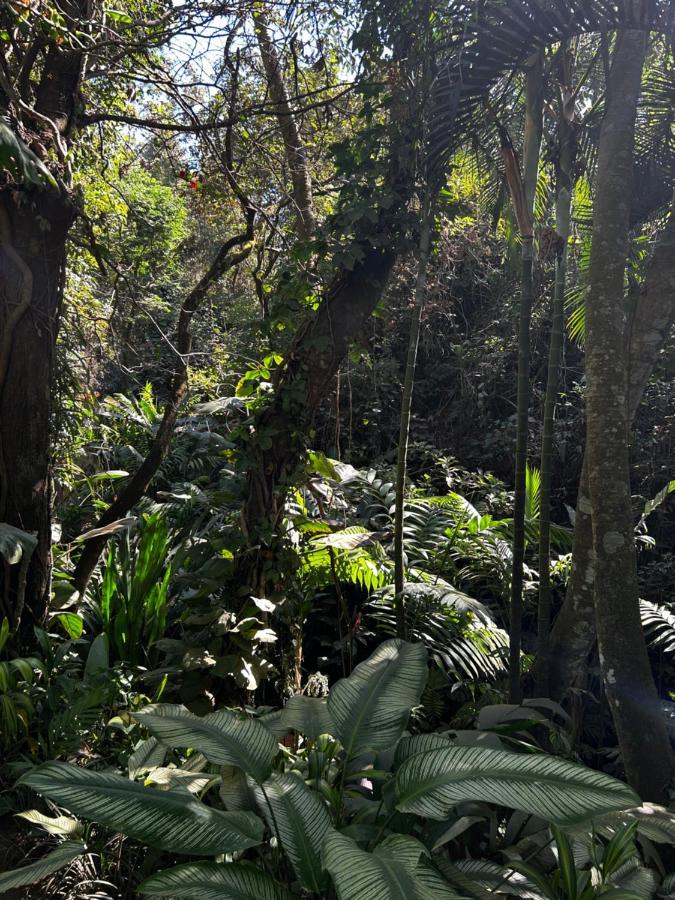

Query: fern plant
[5,639,662,899]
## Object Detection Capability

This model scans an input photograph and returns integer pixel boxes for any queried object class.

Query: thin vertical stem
[536,52,574,695]
[394,197,433,638]
[508,53,543,702]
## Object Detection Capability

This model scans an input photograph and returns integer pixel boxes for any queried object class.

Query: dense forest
[0,0,674,896]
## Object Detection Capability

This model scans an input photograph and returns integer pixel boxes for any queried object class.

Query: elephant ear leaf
[0,119,57,189]
[0,841,85,892]
[327,639,427,758]
[396,745,639,826]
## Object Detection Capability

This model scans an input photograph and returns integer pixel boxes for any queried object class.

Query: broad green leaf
[323,830,435,900]
[565,803,675,845]
[84,634,109,678]
[328,640,427,758]
[374,834,428,870]
[128,736,167,778]
[440,859,542,899]
[220,766,251,810]
[279,695,335,739]
[134,704,278,781]
[56,612,84,640]
[20,762,264,855]
[0,522,37,565]
[0,617,9,654]
[139,862,291,899]
[144,767,213,793]
[395,746,639,826]
[17,809,83,837]
[0,841,85,891]
[415,859,468,899]
[252,773,331,892]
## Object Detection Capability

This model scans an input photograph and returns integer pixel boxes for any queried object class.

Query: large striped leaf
[323,831,437,900]
[20,762,264,855]
[395,746,639,826]
[0,841,85,892]
[134,704,278,782]
[279,696,336,739]
[252,773,332,892]
[327,640,427,758]
[564,803,675,845]
[139,862,291,899]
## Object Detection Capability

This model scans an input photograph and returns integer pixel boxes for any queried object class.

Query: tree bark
[548,192,675,702]
[0,190,75,642]
[253,8,316,240]
[0,3,84,642]
[585,24,673,799]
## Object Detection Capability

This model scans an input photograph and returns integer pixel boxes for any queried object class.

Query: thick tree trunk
[585,25,673,799]
[548,193,675,702]
[240,244,397,591]
[0,190,74,641]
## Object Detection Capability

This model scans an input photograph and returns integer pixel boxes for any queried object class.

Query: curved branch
[71,211,256,593]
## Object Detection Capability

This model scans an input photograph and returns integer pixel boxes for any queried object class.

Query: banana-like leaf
[20,762,264,855]
[279,695,335,739]
[134,704,278,781]
[139,862,291,899]
[395,746,639,826]
[0,841,85,892]
[327,640,427,758]
[323,830,435,900]
[252,772,332,892]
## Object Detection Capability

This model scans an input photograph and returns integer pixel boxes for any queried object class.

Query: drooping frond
[640,599,675,654]
[427,0,672,183]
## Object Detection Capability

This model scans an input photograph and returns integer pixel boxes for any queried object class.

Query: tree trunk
[394,199,432,636]
[507,54,543,702]
[240,243,398,592]
[253,8,316,240]
[548,192,675,702]
[0,190,74,642]
[585,24,673,800]
[535,48,574,696]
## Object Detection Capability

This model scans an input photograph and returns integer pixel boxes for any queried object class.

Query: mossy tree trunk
[584,23,673,800]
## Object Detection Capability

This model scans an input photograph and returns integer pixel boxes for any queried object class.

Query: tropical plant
[88,514,174,667]
[6,639,658,899]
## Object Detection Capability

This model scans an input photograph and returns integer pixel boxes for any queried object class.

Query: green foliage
[96,513,173,665]
[10,639,653,899]
[0,118,57,189]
